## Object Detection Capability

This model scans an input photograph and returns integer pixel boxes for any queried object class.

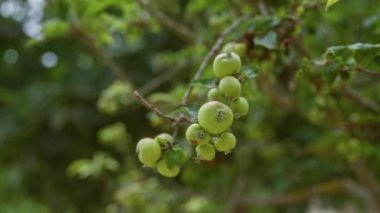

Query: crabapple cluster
[136,133,182,177]
[186,51,249,161]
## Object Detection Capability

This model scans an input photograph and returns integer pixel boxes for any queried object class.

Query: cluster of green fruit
[136,133,184,177]
[186,51,249,161]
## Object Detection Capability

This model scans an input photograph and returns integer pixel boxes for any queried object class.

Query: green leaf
[241,65,260,79]
[164,147,186,169]
[66,159,92,178]
[97,122,129,151]
[192,78,216,88]
[323,43,380,68]
[325,0,340,12]
[42,19,70,40]
[254,31,277,49]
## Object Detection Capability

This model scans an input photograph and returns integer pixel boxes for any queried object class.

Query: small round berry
[136,138,161,167]
[222,42,247,57]
[214,132,236,153]
[219,76,241,100]
[196,143,216,161]
[156,160,180,177]
[155,133,172,146]
[213,52,241,78]
[232,43,247,57]
[186,123,211,145]
[198,101,233,135]
[207,88,224,102]
[230,97,249,118]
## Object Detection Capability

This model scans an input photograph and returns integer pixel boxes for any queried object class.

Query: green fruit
[136,138,161,167]
[214,132,236,153]
[186,123,210,145]
[196,143,216,161]
[207,88,224,102]
[156,160,180,177]
[219,76,241,100]
[230,97,249,118]
[222,42,247,57]
[198,101,233,135]
[155,133,172,146]
[197,101,233,135]
[232,43,247,57]
[213,52,241,78]
[222,42,235,52]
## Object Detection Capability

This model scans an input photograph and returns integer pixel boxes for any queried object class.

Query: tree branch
[237,177,380,212]
[181,15,251,105]
[133,90,193,147]
[349,159,380,205]
[133,90,177,122]
[244,179,346,206]
[136,0,194,42]
[356,67,380,79]
[258,0,270,18]
[342,86,380,114]
[70,26,132,86]
[138,59,195,95]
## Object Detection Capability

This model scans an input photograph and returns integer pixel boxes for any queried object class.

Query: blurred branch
[245,179,346,206]
[135,0,194,42]
[257,75,297,111]
[228,175,248,212]
[342,86,380,114]
[258,0,270,18]
[70,26,132,86]
[243,178,379,211]
[349,159,380,206]
[133,90,193,147]
[181,15,251,105]
[133,90,177,122]
[344,179,380,212]
[356,67,380,79]
[138,59,195,95]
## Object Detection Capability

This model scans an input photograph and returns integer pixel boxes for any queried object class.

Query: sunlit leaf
[325,0,340,12]
[254,31,277,49]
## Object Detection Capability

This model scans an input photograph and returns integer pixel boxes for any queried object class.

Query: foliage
[0,0,380,212]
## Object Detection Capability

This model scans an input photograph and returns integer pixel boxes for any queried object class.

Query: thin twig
[138,59,195,95]
[136,0,194,42]
[243,179,348,206]
[181,15,251,105]
[258,0,270,18]
[133,90,177,122]
[342,86,380,114]
[356,67,380,79]
[228,175,248,212]
[70,26,131,85]
[344,179,380,212]
[349,159,380,205]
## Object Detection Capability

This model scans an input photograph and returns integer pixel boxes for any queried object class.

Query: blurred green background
[1,0,380,212]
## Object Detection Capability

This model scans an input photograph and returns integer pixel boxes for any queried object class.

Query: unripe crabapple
[207,88,224,102]
[214,132,236,153]
[186,123,211,145]
[222,42,247,57]
[155,133,172,146]
[230,97,249,118]
[231,43,247,57]
[198,101,233,135]
[156,160,180,177]
[196,143,216,161]
[136,138,161,167]
[219,76,241,100]
[213,52,241,78]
